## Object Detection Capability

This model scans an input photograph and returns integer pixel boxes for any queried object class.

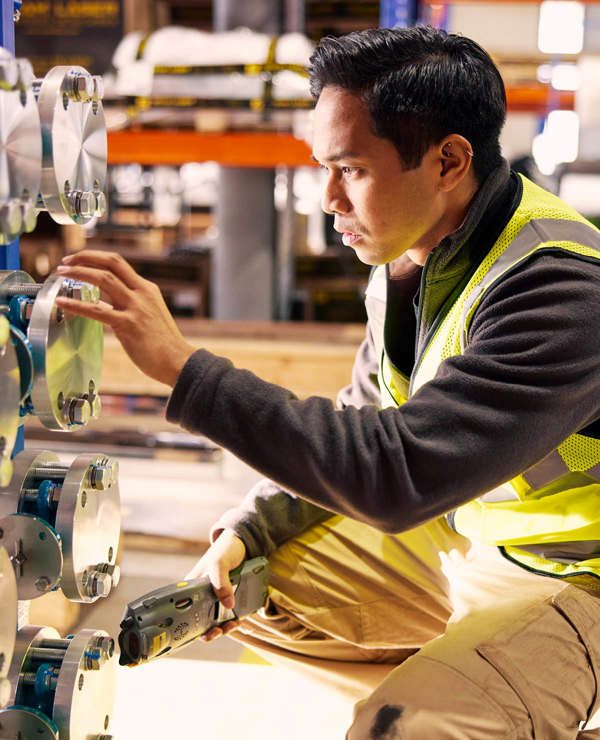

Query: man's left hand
[56,250,195,387]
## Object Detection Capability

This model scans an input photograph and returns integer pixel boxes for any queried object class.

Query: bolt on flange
[62,395,91,426]
[63,71,94,103]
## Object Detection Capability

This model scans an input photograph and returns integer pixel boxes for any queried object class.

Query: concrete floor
[69,450,353,738]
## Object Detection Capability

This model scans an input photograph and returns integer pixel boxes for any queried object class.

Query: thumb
[208,561,235,609]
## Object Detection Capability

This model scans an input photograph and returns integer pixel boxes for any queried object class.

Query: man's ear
[438,134,474,191]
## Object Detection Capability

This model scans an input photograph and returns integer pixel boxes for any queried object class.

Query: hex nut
[67,282,99,302]
[96,636,115,661]
[90,571,112,598]
[68,190,95,219]
[65,71,94,102]
[90,459,118,490]
[64,396,91,426]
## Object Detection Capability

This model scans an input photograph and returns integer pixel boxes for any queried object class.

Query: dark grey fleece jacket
[166,163,600,558]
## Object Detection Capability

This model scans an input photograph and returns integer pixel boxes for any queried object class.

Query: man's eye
[342,167,358,175]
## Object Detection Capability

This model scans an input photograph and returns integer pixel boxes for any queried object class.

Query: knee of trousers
[345,656,532,740]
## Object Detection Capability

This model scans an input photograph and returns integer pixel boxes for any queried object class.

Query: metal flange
[53,629,116,739]
[28,274,103,431]
[0,49,42,245]
[0,270,103,431]
[0,706,59,738]
[0,450,121,603]
[36,65,107,226]
[0,547,17,708]
[54,453,121,603]
[0,513,63,600]
[7,626,115,739]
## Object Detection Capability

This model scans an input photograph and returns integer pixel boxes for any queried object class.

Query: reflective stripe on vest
[380,176,600,586]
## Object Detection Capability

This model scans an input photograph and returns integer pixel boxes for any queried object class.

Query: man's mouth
[341,231,361,246]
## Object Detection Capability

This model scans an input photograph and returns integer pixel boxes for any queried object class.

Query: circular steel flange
[0,271,37,437]
[37,65,107,225]
[0,513,63,600]
[55,453,121,603]
[0,547,17,708]
[0,49,42,244]
[0,315,20,487]
[0,706,59,738]
[53,629,115,739]
[0,450,59,518]
[7,624,60,708]
[28,274,103,431]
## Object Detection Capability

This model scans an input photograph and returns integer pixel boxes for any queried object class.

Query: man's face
[312,86,444,266]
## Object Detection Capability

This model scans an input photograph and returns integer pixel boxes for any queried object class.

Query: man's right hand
[186,528,248,643]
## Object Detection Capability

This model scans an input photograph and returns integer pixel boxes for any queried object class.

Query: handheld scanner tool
[118,556,269,666]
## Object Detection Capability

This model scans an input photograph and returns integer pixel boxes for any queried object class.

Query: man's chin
[350,243,387,267]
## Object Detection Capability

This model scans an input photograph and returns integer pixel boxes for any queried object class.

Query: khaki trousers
[230,515,600,739]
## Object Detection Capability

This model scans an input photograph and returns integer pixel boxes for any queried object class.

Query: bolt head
[90,459,118,490]
[67,281,98,302]
[16,58,34,89]
[0,201,23,236]
[91,571,112,598]
[72,72,94,102]
[0,455,13,487]
[64,396,91,426]
[0,57,19,90]
[67,190,95,219]
[97,636,115,660]
[0,676,11,707]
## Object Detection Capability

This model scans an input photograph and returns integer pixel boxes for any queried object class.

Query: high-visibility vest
[373,175,600,590]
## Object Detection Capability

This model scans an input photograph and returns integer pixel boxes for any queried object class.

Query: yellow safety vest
[377,175,600,589]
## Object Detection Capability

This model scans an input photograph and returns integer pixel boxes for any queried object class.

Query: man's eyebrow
[311,150,361,164]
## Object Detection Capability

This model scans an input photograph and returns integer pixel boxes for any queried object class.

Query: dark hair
[309,26,506,183]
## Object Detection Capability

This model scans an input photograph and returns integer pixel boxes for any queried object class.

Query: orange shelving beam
[107,86,574,167]
[107,130,316,167]
[506,84,575,113]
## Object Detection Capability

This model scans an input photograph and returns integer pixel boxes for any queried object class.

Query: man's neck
[406,175,480,266]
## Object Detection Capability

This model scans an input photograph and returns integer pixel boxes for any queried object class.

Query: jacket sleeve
[167,254,600,538]
[206,326,382,557]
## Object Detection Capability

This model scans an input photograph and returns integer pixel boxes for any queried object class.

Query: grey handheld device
[118,556,269,666]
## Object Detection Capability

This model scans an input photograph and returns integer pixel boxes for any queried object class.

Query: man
[57,26,600,739]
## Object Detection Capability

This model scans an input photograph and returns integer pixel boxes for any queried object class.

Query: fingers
[200,620,241,643]
[53,296,117,327]
[56,263,134,309]
[62,250,145,290]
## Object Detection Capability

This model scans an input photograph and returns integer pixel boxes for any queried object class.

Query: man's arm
[165,253,600,532]
[208,326,382,558]
[56,250,600,535]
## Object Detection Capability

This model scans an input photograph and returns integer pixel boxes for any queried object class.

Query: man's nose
[321,177,350,215]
